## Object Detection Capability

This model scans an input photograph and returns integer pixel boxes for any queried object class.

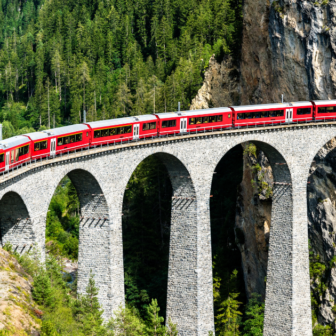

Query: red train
[0,100,335,173]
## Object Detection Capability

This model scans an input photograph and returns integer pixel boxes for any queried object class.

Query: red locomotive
[1,100,335,173]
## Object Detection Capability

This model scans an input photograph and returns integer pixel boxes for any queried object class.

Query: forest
[0,0,242,135]
[1,0,328,335]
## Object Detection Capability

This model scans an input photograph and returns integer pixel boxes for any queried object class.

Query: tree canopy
[0,0,242,133]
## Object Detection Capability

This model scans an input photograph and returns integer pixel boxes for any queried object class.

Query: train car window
[15,149,19,161]
[210,116,216,123]
[102,129,109,137]
[11,150,14,163]
[34,141,47,151]
[217,115,223,121]
[143,122,156,130]
[162,120,176,128]
[18,145,29,157]
[196,117,202,124]
[94,130,101,138]
[203,117,209,123]
[326,106,336,113]
[317,106,336,113]
[0,154,3,163]
[275,110,284,117]
[189,118,196,125]
[297,108,311,115]
[70,135,75,143]
[64,137,70,144]
[260,111,269,118]
[124,126,132,133]
[76,133,82,142]
[254,112,261,118]
[58,138,63,146]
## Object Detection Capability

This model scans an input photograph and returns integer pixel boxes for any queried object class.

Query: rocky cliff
[235,144,273,301]
[191,0,336,109]
[190,0,336,329]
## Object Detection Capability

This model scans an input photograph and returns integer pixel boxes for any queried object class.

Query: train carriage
[24,132,53,160]
[231,102,313,127]
[155,107,232,136]
[25,124,90,158]
[85,115,158,145]
[0,136,31,172]
[312,100,336,122]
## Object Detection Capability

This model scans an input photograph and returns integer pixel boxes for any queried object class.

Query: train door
[50,138,56,157]
[5,152,9,171]
[180,118,187,133]
[286,109,293,123]
[133,124,140,139]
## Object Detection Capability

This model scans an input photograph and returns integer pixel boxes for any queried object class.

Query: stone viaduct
[0,121,335,335]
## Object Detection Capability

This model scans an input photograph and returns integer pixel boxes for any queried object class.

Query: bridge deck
[1,120,335,184]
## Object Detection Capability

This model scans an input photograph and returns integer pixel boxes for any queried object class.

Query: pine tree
[146,299,166,336]
[32,270,55,308]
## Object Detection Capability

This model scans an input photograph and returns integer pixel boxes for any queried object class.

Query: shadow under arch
[210,140,295,335]
[48,168,113,319]
[306,137,336,326]
[122,152,198,335]
[0,191,34,254]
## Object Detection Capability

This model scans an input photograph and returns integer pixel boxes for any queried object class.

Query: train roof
[85,115,156,128]
[42,124,90,137]
[312,100,336,106]
[0,135,30,150]
[156,107,231,119]
[231,101,312,111]
[24,131,50,141]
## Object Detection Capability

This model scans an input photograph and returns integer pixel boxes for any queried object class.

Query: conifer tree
[146,299,165,336]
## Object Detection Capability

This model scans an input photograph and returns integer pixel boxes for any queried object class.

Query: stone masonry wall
[0,123,336,334]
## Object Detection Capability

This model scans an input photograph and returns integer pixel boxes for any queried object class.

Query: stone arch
[46,168,117,320]
[122,151,199,335]
[0,191,34,254]
[210,139,310,336]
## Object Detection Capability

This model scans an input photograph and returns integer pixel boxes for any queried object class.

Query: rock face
[240,0,336,103]
[235,144,273,300]
[308,139,336,326]
[193,0,336,107]
[190,55,240,110]
[189,0,336,327]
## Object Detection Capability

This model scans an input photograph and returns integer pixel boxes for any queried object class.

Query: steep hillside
[0,248,41,335]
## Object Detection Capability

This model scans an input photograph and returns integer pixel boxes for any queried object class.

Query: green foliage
[243,144,257,158]
[0,0,243,129]
[214,269,242,335]
[41,321,59,336]
[146,299,166,336]
[107,305,146,335]
[242,294,264,336]
[123,155,172,318]
[309,241,333,329]
[46,176,79,260]
[313,324,333,335]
